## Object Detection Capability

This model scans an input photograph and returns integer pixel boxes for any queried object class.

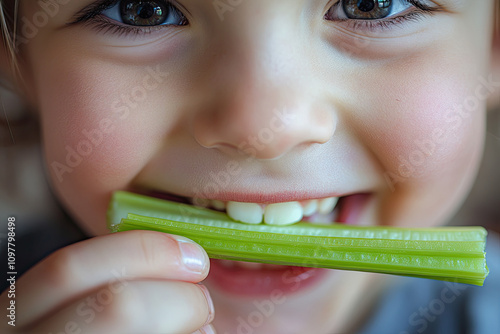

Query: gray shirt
[358,232,500,334]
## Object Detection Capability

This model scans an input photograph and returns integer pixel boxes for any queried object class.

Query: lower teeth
[218,260,285,270]
[236,261,263,270]
[305,208,339,224]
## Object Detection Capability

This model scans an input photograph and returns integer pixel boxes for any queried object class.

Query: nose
[191,43,335,160]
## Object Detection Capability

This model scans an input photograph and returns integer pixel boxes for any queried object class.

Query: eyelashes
[71,0,119,24]
[335,12,426,32]
[325,0,443,32]
[68,0,188,38]
[76,16,166,37]
[68,0,444,38]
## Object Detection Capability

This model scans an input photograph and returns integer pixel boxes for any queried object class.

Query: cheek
[41,66,151,189]
[354,37,487,182]
[35,57,181,234]
[26,26,199,234]
[373,84,482,181]
[349,46,488,227]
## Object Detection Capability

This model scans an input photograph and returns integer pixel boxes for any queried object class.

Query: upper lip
[132,186,368,204]
[186,191,356,204]
[131,143,380,204]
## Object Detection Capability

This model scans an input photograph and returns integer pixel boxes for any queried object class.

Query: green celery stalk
[108,191,489,286]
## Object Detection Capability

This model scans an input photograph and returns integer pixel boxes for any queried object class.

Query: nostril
[311,108,337,144]
[190,100,337,159]
[190,113,225,149]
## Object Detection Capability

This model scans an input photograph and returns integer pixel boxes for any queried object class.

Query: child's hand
[0,230,215,334]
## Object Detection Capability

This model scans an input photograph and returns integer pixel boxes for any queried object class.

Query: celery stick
[107,191,226,229]
[107,191,489,286]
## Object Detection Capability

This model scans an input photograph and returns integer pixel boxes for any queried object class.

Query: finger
[30,281,214,334]
[2,230,209,328]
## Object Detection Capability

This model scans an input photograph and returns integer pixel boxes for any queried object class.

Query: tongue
[337,193,370,224]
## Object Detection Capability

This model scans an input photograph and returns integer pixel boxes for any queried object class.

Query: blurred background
[0,85,86,287]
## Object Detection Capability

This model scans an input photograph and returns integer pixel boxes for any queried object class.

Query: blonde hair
[497,0,500,33]
[0,0,19,83]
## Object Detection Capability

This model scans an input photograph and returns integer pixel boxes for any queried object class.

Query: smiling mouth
[127,187,372,292]
[131,187,372,226]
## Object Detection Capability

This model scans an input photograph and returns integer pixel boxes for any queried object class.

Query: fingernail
[193,324,216,334]
[176,237,208,274]
[198,284,215,326]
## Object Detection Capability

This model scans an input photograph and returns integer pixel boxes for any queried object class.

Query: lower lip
[206,260,329,297]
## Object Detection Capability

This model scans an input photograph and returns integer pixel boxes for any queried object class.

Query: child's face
[16,0,497,332]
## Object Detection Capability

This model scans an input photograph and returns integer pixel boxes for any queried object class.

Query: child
[1,0,499,333]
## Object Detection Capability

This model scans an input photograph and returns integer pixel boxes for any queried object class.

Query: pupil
[342,0,392,19]
[137,3,155,19]
[357,0,375,12]
[121,0,169,26]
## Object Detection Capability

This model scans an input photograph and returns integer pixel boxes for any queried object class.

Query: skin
[1,0,500,333]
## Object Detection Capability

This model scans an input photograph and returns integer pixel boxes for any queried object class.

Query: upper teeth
[195,197,339,226]
[264,202,303,226]
[211,200,226,211]
[302,200,318,216]
[226,202,263,224]
[318,197,338,214]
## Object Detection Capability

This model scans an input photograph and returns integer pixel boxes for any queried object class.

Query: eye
[344,0,394,19]
[102,0,187,26]
[327,0,415,21]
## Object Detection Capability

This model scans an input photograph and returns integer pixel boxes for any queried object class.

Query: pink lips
[206,260,329,297]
